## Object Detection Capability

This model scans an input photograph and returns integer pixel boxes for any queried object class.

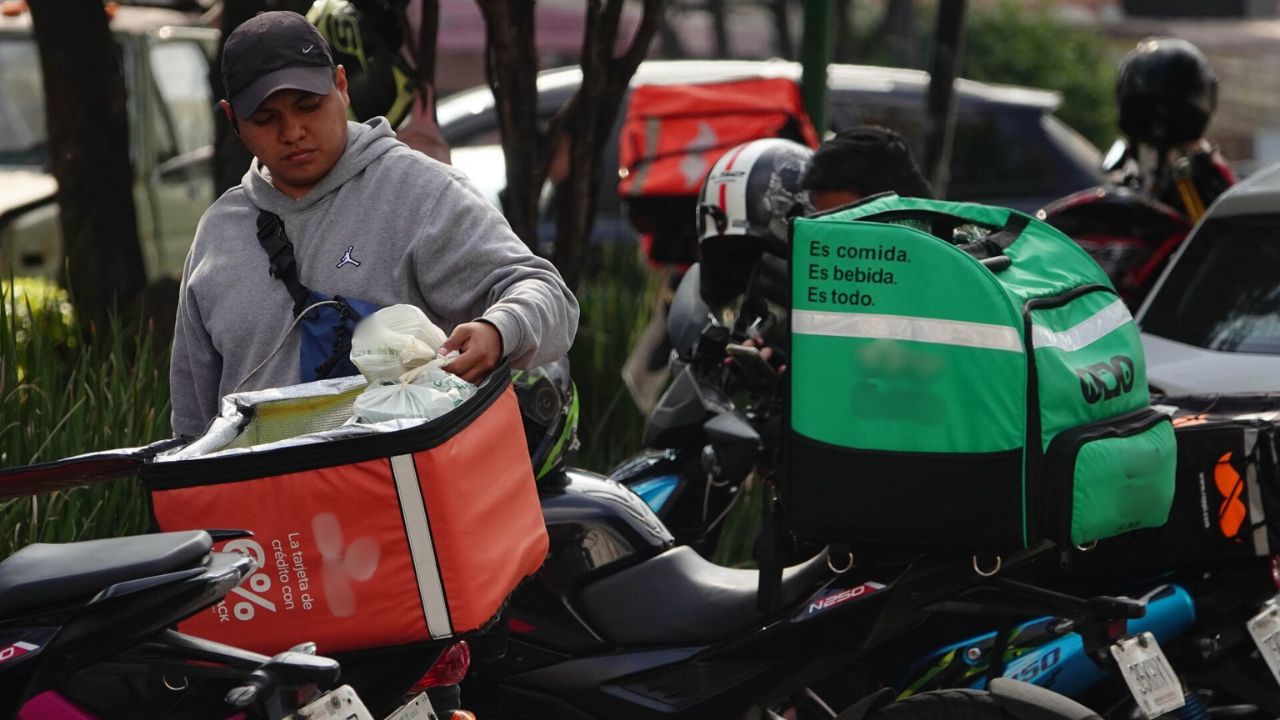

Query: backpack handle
[956,214,1030,263]
[854,208,1030,268]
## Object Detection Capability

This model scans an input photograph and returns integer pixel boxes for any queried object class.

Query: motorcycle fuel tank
[502,468,675,656]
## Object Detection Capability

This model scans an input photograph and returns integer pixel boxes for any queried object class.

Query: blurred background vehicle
[1137,159,1280,395]
[0,5,217,283]
[436,59,1104,243]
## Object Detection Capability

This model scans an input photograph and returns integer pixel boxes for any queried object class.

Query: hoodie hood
[242,117,401,214]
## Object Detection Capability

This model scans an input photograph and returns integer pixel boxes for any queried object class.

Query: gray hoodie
[170,118,579,437]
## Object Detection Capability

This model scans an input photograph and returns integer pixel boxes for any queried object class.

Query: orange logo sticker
[1173,414,1210,428]
[1215,451,1246,539]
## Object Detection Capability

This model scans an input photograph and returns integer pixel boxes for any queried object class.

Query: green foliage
[567,243,658,472]
[0,280,169,557]
[710,472,766,568]
[962,1,1117,150]
[841,0,1116,151]
[2,278,77,356]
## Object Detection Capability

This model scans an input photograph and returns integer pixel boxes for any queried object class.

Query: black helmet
[308,0,417,127]
[512,358,579,481]
[1116,37,1217,149]
[695,138,813,310]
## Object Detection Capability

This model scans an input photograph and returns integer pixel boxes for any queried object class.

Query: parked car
[1137,160,1280,394]
[435,59,1104,235]
[0,5,218,283]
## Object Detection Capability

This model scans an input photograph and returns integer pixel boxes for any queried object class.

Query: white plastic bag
[352,355,478,424]
[403,357,478,395]
[352,382,457,423]
[349,305,449,383]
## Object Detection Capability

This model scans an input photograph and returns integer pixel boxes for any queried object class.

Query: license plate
[384,692,441,720]
[1247,599,1280,686]
[288,684,375,720]
[1110,632,1185,719]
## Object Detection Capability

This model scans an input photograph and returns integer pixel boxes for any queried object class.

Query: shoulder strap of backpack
[256,210,313,317]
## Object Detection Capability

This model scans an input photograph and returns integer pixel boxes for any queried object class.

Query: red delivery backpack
[618,75,820,265]
[0,366,547,656]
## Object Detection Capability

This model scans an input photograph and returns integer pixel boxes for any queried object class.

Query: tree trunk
[27,0,145,330]
[476,0,541,248]
[415,0,440,89]
[886,0,917,68]
[477,0,663,287]
[800,0,834,133]
[834,0,855,64]
[553,0,663,288]
[923,0,967,198]
[708,0,728,57]
[212,0,262,195]
[769,0,793,60]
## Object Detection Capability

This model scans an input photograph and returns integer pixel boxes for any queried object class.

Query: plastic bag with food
[349,304,449,384]
[352,355,478,423]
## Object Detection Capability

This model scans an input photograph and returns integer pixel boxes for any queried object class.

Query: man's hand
[441,321,503,383]
[724,335,787,375]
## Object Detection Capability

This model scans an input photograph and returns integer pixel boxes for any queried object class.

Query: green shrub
[567,243,659,472]
[962,1,1117,150]
[843,0,1116,151]
[0,280,169,556]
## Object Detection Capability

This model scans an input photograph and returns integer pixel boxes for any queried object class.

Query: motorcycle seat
[579,546,830,645]
[0,531,213,617]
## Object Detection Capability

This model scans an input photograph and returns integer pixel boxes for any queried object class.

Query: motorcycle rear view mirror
[702,411,762,483]
[667,263,715,359]
[741,253,789,316]
[1102,138,1131,173]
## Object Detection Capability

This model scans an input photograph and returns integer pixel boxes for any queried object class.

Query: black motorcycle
[549,261,1280,719]
[610,259,788,558]
[464,262,1146,717]
[466,456,1134,719]
[0,528,449,719]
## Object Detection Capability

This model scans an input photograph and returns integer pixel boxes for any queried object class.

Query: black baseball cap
[222,11,336,119]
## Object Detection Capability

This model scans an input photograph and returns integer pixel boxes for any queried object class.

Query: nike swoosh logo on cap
[303,44,314,54]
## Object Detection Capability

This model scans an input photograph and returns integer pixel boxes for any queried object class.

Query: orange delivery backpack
[0,366,548,656]
[617,75,820,265]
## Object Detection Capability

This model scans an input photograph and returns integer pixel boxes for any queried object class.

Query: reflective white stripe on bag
[793,309,1023,352]
[390,454,454,638]
[1031,299,1132,352]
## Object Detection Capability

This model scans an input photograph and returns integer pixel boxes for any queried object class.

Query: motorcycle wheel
[866,689,1025,720]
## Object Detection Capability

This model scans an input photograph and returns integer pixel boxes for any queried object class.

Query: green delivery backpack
[784,194,1176,551]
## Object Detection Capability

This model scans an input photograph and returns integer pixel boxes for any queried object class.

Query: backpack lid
[617,76,819,198]
[0,438,183,500]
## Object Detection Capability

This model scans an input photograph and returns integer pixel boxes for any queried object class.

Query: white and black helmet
[696,138,813,308]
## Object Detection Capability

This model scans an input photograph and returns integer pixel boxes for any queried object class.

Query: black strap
[985,616,1014,682]
[958,213,1031,262]
[756,481,784,612]
[986,213,1031,252]
[312,295,360,380]
[256,210,313,317]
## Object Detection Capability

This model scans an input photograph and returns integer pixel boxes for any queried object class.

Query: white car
[0,6,217,283]
[1136,161,1280,394]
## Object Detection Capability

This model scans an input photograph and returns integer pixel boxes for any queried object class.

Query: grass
[568,246,762,566]
[566,242,661,473]
[0,279,169,557]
